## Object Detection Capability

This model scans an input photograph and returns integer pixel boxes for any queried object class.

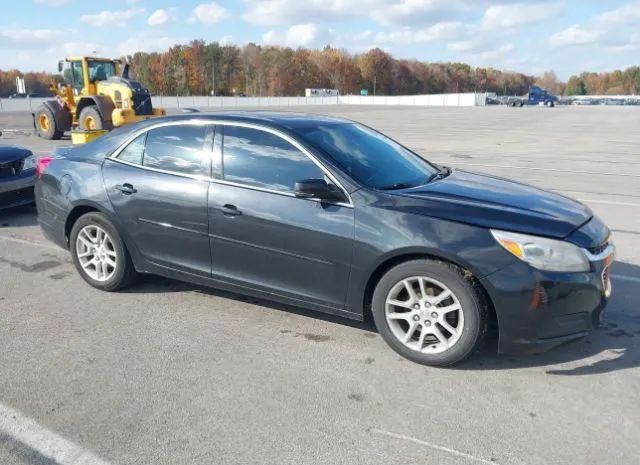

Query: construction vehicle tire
[79,105,111,131]
[35,105,63,140]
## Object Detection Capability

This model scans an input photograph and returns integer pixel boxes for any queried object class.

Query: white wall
[0,93,487,112]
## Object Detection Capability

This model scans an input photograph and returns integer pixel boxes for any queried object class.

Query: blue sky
[1,0,639,79]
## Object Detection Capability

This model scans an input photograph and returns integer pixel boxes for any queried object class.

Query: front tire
[78,105,112,131]
[371,260,487,366]
[70,212,137,291]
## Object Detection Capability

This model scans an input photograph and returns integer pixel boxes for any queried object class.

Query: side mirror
[58,61,64,73]
[294,178,344,202]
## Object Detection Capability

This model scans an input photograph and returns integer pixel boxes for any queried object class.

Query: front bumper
[0,170,36,209]
[481,244,614,354]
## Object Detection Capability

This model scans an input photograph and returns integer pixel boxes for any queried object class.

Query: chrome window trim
[107,118,354,208]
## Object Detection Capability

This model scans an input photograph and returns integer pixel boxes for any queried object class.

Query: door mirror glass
[58,61,64,73]
[294,178,343,202]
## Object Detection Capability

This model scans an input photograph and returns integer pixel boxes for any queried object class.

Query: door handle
[221,204,241,217]
[115,183,137,195]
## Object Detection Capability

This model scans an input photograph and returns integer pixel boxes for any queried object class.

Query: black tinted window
[117,133,145,165]
[223,126,323,192]
[143,125,206,175]
[295,123,437,189]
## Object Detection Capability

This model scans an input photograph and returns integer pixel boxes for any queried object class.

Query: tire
[69,212,137,291]
[78,105,112,131]
[35,105,64,140]
[371,259,487,367]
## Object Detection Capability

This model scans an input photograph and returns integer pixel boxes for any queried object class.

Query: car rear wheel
[70,212,137,291]
[371,259,487,366]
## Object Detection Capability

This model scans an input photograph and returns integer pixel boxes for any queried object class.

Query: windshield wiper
[378,182,419,191]
[426,166,451,183]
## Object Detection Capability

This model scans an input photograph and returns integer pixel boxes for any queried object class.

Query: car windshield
[294,123,438,189]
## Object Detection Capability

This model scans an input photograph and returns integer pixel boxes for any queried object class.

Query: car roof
[150,111,352,130]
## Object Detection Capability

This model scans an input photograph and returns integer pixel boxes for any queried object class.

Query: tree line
[1,41,639,98]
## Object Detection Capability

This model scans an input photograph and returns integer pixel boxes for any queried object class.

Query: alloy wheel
[385,276,464,354]
[75,225,117,282]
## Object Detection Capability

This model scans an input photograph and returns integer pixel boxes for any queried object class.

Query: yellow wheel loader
[33,56,165,141]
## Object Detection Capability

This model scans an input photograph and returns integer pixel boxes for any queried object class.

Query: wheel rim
[84,115,96,130]
[39,114,49,131]
[385,276,464,354]
[76,225,117,282]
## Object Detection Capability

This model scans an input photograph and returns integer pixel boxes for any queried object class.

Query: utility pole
[374,75,377,96]
[212,60,216,97]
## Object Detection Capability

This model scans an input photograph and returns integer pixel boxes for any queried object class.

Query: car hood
[0,145,32,163]
[383,169,592,238]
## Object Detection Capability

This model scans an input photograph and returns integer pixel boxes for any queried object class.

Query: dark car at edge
[1,145,37,209]
[34,112,615,366]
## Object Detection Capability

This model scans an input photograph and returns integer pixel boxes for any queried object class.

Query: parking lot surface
[1,105,639,465]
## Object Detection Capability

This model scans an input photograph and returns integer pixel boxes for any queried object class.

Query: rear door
[208,123,355,309]
[102,122,213,276]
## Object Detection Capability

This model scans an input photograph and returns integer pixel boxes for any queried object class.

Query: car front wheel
[69,212,137,291]
[371,259,487,366]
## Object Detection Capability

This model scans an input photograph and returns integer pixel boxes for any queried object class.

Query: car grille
[0,159,23,178]
[588,239,610,256]
[0,186,34,205]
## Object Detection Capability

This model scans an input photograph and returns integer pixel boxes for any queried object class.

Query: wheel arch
[37,100,72,132]
[76,96,115,123]
[359,249,498,331]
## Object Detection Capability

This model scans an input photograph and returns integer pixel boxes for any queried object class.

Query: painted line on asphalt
[371,428,500,465]
[0,235,61,251]
[0,402,114,465]
[448,162,640,178]
[575,198,640,207]
[612,274,640,284]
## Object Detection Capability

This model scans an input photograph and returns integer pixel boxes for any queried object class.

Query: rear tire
[371,259,487,367]
[35,105,63,140]
[70,212,137,291]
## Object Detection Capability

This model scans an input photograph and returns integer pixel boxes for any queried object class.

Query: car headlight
[22,154,37,171]
[491,229,590,272]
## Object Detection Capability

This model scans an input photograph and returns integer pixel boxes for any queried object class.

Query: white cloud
[118,35,180,56]
[549,25,600,46]
[375,22,467,45]
[0,27,66,48]
[189,2,229,24]
[62,41,102,56]
[148,9,175,26]
[80,8,145,27]
[482,2,563,29]
[263,24,326,48]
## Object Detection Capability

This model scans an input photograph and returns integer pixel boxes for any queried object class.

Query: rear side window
[222,125,323,192]
[142,125,206,175]
[116,133,145,165]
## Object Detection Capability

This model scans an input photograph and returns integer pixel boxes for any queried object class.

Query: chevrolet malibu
[35,112,615,366]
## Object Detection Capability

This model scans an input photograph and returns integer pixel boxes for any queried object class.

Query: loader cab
[58,57,120,96]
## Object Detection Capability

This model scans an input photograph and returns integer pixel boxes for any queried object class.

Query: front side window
[88,60,117,82]
[222,125,324,192]
[294,123,438,189]
[142,125,206,175]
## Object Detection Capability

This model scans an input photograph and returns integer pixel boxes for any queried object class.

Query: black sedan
[0,145,37,209]
[35,112,615,366]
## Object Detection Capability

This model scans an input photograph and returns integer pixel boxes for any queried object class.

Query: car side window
[222,125,324,192]
[142,125,206,176]
[116,133,146,165]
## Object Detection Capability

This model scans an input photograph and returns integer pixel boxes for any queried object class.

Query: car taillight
[36,156,53,177]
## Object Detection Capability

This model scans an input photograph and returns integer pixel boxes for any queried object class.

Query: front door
[208,124,354,309]
[102,122,213,276]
